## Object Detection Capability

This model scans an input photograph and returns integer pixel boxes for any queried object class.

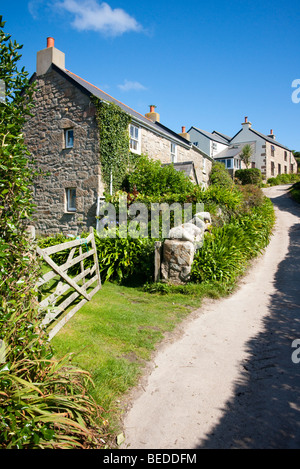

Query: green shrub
[290,181,300,203]
[209,162,234,188]
[267,173,300,186]
[191,197,275,284]
[126,154,194,196]
[235,168,262,186]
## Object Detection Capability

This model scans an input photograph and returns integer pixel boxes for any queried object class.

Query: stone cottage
[24,38,213,235]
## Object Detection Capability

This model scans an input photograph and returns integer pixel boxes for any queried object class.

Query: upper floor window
[129,124,141,153]
[271,145,275,157]
[171,142,177,163]
[65,129,74,148]
[284,151,287,161]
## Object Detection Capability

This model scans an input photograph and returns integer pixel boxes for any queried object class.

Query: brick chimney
[179,126,190,141]
[36,37,65,76]
[145,105,160,123]
[268,129,276,140]
[241,116,252,129]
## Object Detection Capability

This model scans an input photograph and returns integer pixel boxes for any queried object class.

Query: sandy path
[121,185,300,449]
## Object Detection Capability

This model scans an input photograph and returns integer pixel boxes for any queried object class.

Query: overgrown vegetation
[0,17,107,449]
[267,173,300,186]
[290,181,300,204]
[93,98,134,193]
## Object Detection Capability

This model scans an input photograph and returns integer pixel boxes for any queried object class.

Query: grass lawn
[49,279,229,439]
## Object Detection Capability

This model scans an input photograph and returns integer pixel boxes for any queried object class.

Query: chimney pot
[182,126,186,133]
[270,129,273,134]
[245,116,248,123]
[47,37,55,48]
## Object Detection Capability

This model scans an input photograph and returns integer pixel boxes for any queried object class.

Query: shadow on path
[197,190,300,449]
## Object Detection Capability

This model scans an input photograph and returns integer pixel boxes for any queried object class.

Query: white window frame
[170,142,177,163]
[65,128,74,149]
[66,188,76,212]
[129,124,141,154]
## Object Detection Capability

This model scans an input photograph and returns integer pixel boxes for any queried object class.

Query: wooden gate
[36,228,101,340]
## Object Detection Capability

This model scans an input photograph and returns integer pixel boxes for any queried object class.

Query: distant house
[230,117,297,179]
[189,117,297,179]
[188,126,229,158]
[24,38,212,235]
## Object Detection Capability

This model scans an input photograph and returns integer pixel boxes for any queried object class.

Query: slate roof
[188,126,229,145]
[211,130,231,142]
[214,143,255,160]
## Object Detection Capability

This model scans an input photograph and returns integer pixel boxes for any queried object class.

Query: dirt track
[121,185,300,449]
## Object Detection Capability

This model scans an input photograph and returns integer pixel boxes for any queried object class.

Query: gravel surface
[121,185,300,449]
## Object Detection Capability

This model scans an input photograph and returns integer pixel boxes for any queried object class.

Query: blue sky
[3,0,300,150]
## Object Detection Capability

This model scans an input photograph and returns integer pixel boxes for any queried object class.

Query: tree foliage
[240,144,253,169]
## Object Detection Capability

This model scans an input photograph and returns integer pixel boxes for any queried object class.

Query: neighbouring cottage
[24,38,213,236]
[188,117,298,179]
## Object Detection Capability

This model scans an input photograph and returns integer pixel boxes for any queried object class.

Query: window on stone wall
[271,161,275,176]
[129,124,141,153]
[271,145,275,157]
[65,129,74,148]
[278,163,281,175]
[284,166,287,174]
[66,188,76,212]
[284,151,287,161]
[171,142,177,163]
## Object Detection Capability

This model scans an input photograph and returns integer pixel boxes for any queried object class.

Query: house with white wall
[189,117,297,180]
[188,126,229,158]
[230,117,297,179]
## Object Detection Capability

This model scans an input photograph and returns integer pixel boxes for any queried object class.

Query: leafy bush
[290,181,300,203]
[235,168,262,186]
[209,162,234,188]
[95,233,155,284]
[126,154,194,196]
[267,173,300,186]
[191,197,275,284]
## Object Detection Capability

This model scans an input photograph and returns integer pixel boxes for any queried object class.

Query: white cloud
[28,0,45,19]
[54,0,143,36]
[118,80,147,92]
